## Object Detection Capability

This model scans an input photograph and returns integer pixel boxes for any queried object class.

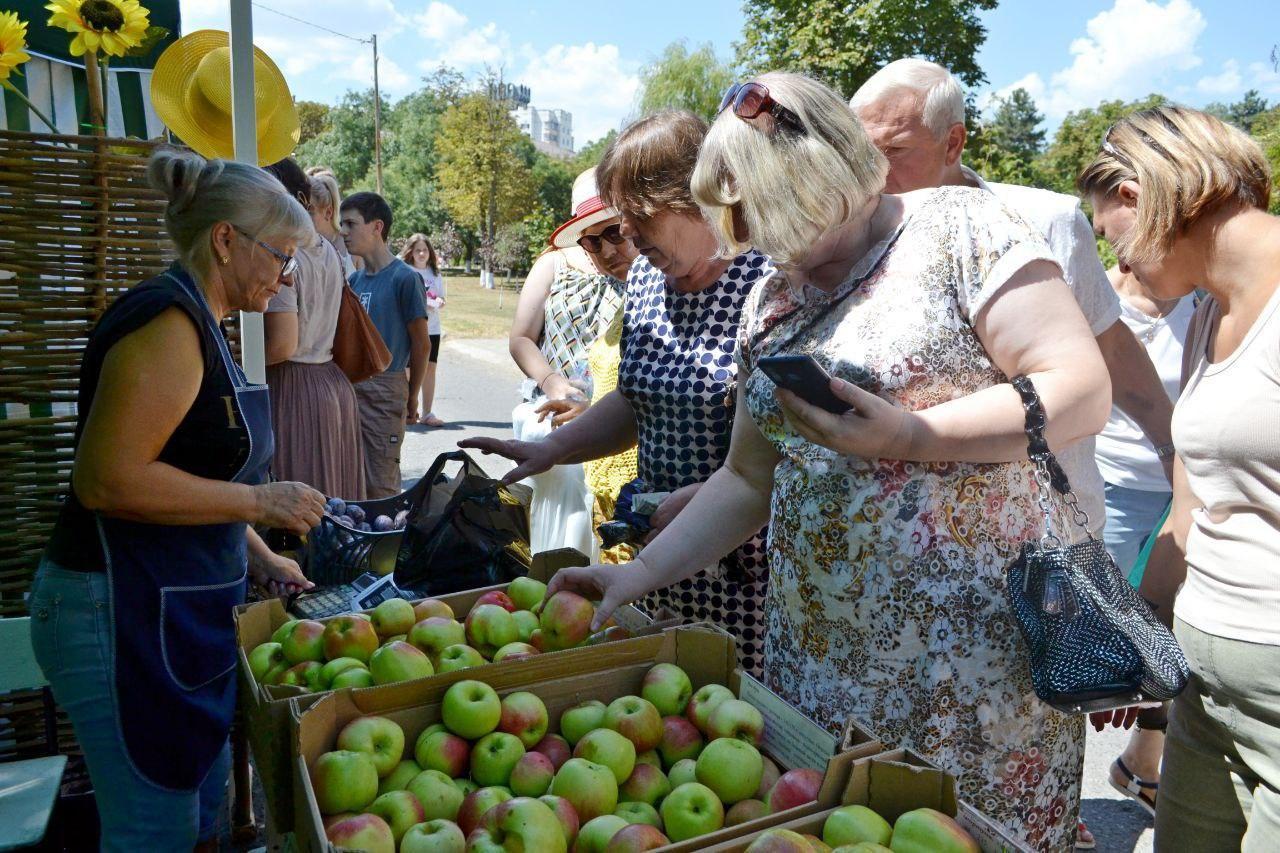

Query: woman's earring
[220,256,230,264]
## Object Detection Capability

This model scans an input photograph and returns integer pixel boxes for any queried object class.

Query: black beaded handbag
[1005,375,1190,714]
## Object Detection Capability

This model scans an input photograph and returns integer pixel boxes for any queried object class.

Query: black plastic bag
[394,450,533,595]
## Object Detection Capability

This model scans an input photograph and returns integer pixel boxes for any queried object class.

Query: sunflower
[45,0,150,58]
[0,12,32,84]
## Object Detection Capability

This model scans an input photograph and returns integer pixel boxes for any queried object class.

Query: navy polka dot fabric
[618,250,775,676]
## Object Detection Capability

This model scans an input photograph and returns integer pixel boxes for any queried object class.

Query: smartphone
[756,354,853,414]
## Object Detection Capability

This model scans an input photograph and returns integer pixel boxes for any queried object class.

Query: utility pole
[372,33,383,194]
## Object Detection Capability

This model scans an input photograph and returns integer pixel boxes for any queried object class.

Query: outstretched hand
[545,560,657,631]
[457,436,560,486]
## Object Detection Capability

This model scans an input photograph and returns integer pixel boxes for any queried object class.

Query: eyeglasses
[233,226,298,278]
[718,82,805,135]
[577,223,628,254]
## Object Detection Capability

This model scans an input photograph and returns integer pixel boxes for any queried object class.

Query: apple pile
[310,663,826,853]
[741,804,979,852]
[247,578,604,693]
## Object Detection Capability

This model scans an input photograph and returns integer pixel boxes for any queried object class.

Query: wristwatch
[1153,443,1176,458]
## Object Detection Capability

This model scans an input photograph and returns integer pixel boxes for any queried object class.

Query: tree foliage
[736,0,997,97]
[572,130,618,172]
[295,89,383,191]
[638,40,736,120]
[964,88,1048,188]
[1204,89,1272,133]
[1038,94,1169,195]
[295,100,330,146]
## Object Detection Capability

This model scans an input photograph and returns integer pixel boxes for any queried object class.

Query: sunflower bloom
[45,0,150,58]
[0,12,32,83]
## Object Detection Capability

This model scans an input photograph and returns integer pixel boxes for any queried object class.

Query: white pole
[228,0,266,384]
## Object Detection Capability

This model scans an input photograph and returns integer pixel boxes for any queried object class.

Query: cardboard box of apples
[235,549,659,836]
[703,750,1032,853]
[291,624,884,853]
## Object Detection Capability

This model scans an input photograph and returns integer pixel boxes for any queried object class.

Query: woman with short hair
[1082,106,1280,852]
[398,233,447,427]
[547,74,1112,850]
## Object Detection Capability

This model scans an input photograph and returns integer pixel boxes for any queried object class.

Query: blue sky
[179,0,1280,148]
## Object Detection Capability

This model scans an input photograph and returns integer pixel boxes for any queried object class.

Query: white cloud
[413,3,509,70]
[519,42,641,146]
[983,72,1047,114]
[1196,59,1242,96]
[1249,61,1280,98]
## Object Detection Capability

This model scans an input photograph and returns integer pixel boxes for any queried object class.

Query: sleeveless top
[45,265,254,572]
[539,252,624,398]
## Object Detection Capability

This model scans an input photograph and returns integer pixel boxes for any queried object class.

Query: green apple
[507,576,548,611]
[260,660,291,685]
[441,679,502,739]
[549,757,618,822]
[455,778,479,796]
[614,801,662,828]
[640,663,693,717]
[635,750,662,769]
[744,828,815,851]
[465,604,519,658]
[889,808,980,853]
[319,657,367,688]
[695,738,763,805]
[823,804,892,847]
[269,618,298,644]
[400,818,465,853]
[660,782,724,842]
[436,643,486,673]
[685,684,734,734]
[407,769,466,822]
[369,789,426,844]
[706,698,765,745]
[279,661,323,691]
[413,598,455,622]
[311,749,378,815]
[324,813,395,853]
[370,597,417,639]
[337,714,406,777]
[667,758,697,788]
[472,731,526,788]
[559,699,607,745]
[468,796,567,853]
[281,619,326,664]
[573,729,636,785]
[323,614,380,663]
[378,759,422,796]
[330,666,375,689]
[511,610,540,643]
[408,617,466,663]
[493,642,539,661]
[575,815,629,853]
[368,640,434,685]
[618,762,670,807]
[414,729,470,778]
[248,642,286,682]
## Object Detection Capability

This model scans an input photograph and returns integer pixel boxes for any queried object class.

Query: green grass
[439,275,520,339]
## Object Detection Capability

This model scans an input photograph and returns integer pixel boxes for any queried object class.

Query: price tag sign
[349,573,403,612]
[738,673,838,771]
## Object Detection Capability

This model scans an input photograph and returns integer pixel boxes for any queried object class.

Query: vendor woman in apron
[29,148,327,851]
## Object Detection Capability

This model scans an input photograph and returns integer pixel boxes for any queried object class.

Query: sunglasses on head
[577,223,627,254]
[718,82,805,135]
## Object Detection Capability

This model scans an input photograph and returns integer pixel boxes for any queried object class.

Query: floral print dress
[738,187,1085,851]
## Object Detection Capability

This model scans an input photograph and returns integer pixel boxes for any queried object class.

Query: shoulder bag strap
[1010,374,1094,545]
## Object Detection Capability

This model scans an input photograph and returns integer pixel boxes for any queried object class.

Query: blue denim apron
[99,269,273,791]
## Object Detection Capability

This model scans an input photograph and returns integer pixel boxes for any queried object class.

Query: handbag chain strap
[1011,375,1094,547]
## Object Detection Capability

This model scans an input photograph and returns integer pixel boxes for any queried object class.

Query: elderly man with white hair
[852,58,1176,851]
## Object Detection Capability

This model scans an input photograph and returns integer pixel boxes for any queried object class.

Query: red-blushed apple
[330,666,375,689]
[725,798,768,827]
[744,828,815,852]
[574,728,636,785]
[657,715,704,768]
[414,729,470,779]
[822,804,892,847]
[368,640,434,685]
[685,684,734,734]
[602,696,663,753]
[378,759,422,796]
[368,789,426,844]
[407,769,466,822]
[695,738,763,805]
[473,590,518,612]
[469,796,567,853]
[618,762,670,808]
[324,813,395,853]
[370,597,417,639]
[456,786,513,837]
[532,734,572,770]
[559,699,607,745]
[248,642,286,682]
[400,817,466,853]
[529,629,547,652]
[549,758,618,823]
[659,782,724,842]
[509,751,556,797]
[507,576,547,611]
[408,617,466,663]
[613,801,662,828]
[499,691,550,748]
[539,794,580,847]
[436,643,486,673]
[322,615,380,663]
[493,642,539,662]
[707,698,766,745]
[889,807,980,853]
[574,815,629,853]
[635,750,661,769]
[667,759,697,788]
[413,598,454,621]
[538,591,595,650]
[756,756,781,800]
[765,768,824,814]
[338,715,406,777]
[323,812,356,831]
[472,731,526,788]
[442,679,502,739]
[279,661,323,691]
[320,656,367,688]
[465,604,519,657]
[604,822,670,852]
[312,750,379,815]
[511,610,540,643]
[640,663,693,717]
[281,619,326,664]
[270,618,299,644]
[803,833,832,852]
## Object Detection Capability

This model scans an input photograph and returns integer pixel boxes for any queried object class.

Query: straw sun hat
[151,29,300,166]
[548,168,621,249]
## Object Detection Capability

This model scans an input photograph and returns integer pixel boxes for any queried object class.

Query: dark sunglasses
[718,82,805,135]
[577,223,628,254]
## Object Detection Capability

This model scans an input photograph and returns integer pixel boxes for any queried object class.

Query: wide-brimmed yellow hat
[151,30,300,166]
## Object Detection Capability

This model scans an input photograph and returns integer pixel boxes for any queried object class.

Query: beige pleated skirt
[267,359,367,500]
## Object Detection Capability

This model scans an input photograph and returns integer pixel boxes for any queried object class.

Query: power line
[250,2,371,44]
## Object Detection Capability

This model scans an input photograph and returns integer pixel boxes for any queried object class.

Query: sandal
[419,413,446,428]
[1109,757,1158,817]
[1075,820,1096,849]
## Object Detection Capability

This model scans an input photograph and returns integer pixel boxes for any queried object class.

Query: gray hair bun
[147,148,224,214]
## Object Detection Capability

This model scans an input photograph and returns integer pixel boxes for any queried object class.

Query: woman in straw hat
[30,148,322,850]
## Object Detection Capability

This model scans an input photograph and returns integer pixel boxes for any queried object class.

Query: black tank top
[44,266,254,572]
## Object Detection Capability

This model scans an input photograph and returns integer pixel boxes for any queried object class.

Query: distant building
[512,105,575,158]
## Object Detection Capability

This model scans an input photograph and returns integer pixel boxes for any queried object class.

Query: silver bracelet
[1153,443,1176,458]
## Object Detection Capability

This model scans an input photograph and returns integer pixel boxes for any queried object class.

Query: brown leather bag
[332,284,391,384]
